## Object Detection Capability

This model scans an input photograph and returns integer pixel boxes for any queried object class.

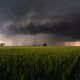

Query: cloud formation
[0,0,80,46]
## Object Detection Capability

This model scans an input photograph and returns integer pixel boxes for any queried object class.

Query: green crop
[0,46,79,80]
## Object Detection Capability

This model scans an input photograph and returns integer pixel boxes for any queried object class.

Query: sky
[0,0,80,46]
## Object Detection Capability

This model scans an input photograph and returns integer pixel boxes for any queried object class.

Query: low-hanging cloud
[6,12,80,41]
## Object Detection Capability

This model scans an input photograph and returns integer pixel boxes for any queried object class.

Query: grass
[0,46,79,80]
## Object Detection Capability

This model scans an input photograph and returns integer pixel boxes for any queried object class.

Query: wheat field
[0,46,79,80]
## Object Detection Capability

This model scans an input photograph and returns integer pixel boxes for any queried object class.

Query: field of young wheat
[0,46,80,80]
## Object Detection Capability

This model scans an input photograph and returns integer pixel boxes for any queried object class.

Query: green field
[0,46,80,80]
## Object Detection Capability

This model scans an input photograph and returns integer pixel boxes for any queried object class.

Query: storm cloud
[0,0,80,45]
[6,11,80,41]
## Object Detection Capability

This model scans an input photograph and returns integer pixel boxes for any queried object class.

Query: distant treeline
[33,43,47,46]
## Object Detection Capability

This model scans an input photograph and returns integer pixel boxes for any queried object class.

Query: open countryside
[0,46,79,80]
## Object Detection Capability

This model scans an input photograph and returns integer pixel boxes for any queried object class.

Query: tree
[0,43,5,47]
[33,44,36,46]
[43,43,47,46]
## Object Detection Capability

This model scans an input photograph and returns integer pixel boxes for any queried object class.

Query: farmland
[0,46,80,80]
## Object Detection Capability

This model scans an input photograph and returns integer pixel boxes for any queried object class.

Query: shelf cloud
[0,0,80,45]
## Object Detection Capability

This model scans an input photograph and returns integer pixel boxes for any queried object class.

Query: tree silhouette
[43,43,47,46]
[0,43,5,47]
[33,44,36,46]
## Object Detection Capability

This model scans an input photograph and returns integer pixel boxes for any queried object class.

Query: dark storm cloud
[0,0,79,20]
[7,11,80,41]
[0,0,80,40]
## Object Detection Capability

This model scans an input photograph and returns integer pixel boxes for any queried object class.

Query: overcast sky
[0,0,80,46]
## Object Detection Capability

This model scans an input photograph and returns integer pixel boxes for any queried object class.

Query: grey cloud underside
[8,15,80,40]
[0,0,80,40]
